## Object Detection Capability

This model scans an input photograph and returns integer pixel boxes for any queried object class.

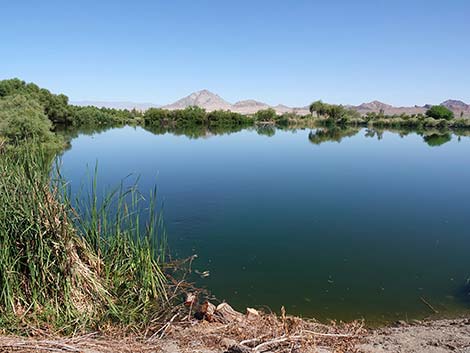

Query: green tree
[309,100,327,116]
[254,108,277,122]
[0,95,57,144]
[144,108,170,125]
[425,105,454,120]
[309,100,359,124]
[0,78,72,124]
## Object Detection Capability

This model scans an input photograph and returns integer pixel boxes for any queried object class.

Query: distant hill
[350,99,470,117]
[162,90,310,115]
[350,100,426,115]
[161,90,232,111]
[440,100,470,117]
[356,100,394,111]
[161,92,470,117]
[232,99,270,114]
[72,94,470,118]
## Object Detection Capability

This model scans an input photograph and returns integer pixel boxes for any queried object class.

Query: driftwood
[215,303,244,323]
[246,308,260,321]
[194,301,243,323]
[184,299,363,352]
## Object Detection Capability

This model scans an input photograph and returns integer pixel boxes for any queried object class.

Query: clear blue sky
[1,0,469,106]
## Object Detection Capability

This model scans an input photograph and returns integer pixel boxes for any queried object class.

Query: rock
[394,320,408,327]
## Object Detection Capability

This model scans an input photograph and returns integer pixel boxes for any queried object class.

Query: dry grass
[153,304,365,353]
[0,308,365,353]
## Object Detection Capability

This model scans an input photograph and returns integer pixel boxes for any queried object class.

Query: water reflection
[308,126,467,147]
[308,127,360,144]
[56,123,470,151]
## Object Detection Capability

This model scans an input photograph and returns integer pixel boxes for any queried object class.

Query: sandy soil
[360,318,470,353]
[0,318,469,352]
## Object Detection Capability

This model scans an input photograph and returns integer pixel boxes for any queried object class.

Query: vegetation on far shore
[1,77,469,152]
[308,100,470,129]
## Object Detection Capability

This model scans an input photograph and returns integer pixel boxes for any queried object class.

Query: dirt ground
[0,318,469,353]
[360,318,470,353]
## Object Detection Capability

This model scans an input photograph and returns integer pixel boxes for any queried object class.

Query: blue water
[59,126,470,323]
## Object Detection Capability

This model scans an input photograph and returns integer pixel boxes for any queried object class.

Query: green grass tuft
[0,147,172,334]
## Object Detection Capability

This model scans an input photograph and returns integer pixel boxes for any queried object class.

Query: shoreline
[0,316,468,352]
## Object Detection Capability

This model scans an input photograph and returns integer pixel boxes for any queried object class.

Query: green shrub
[450,118,470,128]
[0,95,59,146]
[309,100,359,124]
[0,78,72,124]
[144,108,170,125]
[254,108,277,122]
[426,105,454,120]
[69,105,123,126]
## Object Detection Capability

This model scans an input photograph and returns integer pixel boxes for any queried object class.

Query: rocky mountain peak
[441,100,469,109]
[357,101,393,111]
[162,90,232,110]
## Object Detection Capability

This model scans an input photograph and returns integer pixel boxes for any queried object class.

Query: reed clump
[0,148,172,334]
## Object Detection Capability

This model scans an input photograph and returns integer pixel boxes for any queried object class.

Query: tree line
[307,100,468,128]
[1,78,469,150]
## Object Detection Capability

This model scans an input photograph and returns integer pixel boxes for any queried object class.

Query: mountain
[161,90,310,115]
[73,93,470,118]
[162,90,232,111]
[441,100,469,109]
[350,100,470,117]
[356,101,394,111]
[441,100,470,117]
[352,101,426,115]
[232,99,270,114]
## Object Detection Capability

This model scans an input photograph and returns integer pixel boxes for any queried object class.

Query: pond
[59,125,470,324]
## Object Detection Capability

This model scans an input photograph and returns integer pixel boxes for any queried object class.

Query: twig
[0,342,81,352]
[67,331,99,342]
[248,329,357,352]
[253,335,303,352]
[148,313,179,341]
[37,341,82,351]
[302,330,355,338]
[420,296,439,314]
[239,334,271,346]
[281,306,288,335]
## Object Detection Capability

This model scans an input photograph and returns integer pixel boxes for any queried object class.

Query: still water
[60,126,470,324]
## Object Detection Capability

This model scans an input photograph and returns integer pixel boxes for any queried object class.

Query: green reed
[0,146,170,334]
